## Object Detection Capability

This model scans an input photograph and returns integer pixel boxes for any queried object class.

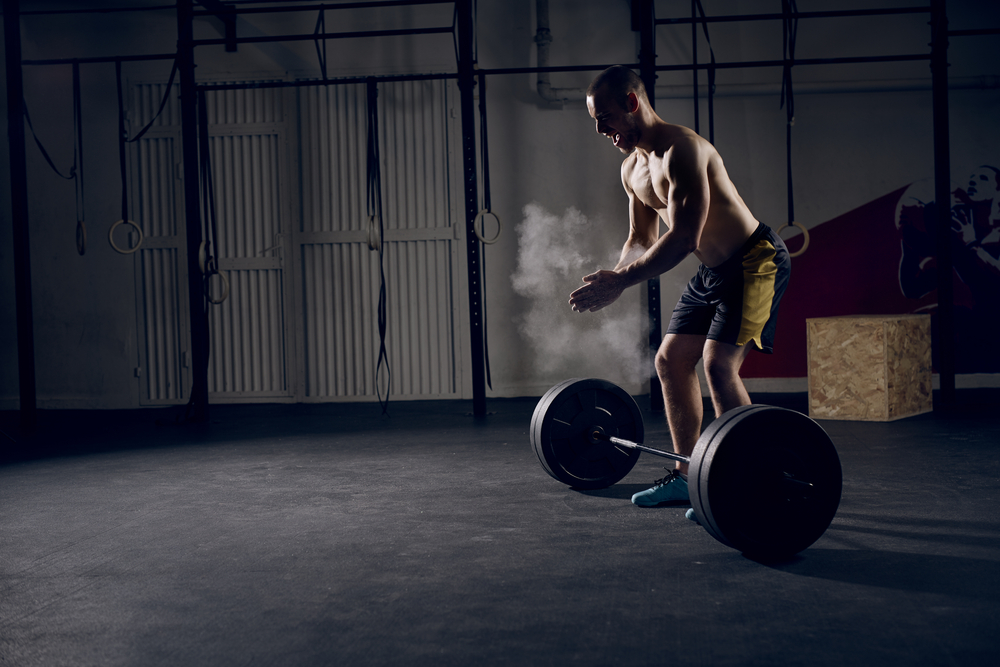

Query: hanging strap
[115,60,130,228]
[313,9,328,80]
[22,101,74,180]
[127,58,179,144]
[780,0,798,227]
[197,89,229,304]
[109,58,178,254]
[72,62,87,255]
[775,0,810,258]
[367,79,391,415]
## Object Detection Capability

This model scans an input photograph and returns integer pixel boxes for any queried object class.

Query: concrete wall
[2,0,999,408]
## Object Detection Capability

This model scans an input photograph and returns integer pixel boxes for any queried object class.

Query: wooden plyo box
[807,314,932,421]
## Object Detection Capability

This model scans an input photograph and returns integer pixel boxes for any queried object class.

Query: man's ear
[626,92,640,114]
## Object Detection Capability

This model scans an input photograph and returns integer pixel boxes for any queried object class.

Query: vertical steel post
[177,0,210,421]
[456,0,486,417]
[3,0,37,431]
[690,0,699,135]
[930,0,955,409]
[636,0,663,413]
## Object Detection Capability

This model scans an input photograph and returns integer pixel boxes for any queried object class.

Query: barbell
[530,378,842,558]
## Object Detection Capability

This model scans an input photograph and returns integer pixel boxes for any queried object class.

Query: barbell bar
[595,430,815,493]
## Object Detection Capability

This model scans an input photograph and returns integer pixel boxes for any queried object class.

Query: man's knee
[703,343,750,388]
[655,335,703,380]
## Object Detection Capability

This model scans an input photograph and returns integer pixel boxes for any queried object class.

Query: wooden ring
[205,269,230,305]
[474,209,502,245]
[108,219,144,255]
[367,215,381,251]
[776,221,810,258]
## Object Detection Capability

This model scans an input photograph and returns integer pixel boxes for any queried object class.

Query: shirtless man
[569,66,791,510]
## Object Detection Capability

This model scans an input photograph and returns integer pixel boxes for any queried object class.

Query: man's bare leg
[703,339,754,418]
[655,333,706,476]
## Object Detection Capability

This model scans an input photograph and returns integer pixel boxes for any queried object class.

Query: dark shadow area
[767,548,1000,601]
[0,398,541,467]
[829,513,1000,550]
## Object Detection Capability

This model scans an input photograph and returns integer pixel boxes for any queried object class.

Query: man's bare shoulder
[619,151,640,189]
[659,129,713,180]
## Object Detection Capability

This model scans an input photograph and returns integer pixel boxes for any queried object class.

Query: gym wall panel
[134,129,188,404]
[383,239,456,397]
[138,247,186,402]
[206,267,287,396]
[299,84,367,233]
[131,77,461,404]
[296,79,461,401]
[204,96,292,399]
[379,80,452,231]
[299,242,378,398]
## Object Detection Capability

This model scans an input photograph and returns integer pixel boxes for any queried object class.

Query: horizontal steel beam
[656,6,930,26]
[22,52,177,66]
[193,0,453,16]
[192,25,452,47]
[197,71,455,91]
[20,4,176,16]
[656,53,931,72]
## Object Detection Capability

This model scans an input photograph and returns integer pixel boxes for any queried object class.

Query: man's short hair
[587,65,649,110]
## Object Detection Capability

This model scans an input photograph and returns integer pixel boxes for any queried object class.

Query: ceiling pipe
[534,0,573,107]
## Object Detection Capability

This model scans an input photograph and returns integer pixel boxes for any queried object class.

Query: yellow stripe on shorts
[737,239,778,349]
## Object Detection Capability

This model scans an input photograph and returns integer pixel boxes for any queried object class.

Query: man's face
[966,167,998,202]
[587,88,640,155]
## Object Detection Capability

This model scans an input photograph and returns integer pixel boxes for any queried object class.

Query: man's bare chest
[628,158,668,210]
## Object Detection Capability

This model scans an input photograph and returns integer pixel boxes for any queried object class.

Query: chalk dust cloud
[510,203,652,386]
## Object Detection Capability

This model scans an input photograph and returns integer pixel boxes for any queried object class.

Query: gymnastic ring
[474,209,502,245]
[205,269,230,305]
[776,221,810,258]
[108,219,144,254]
[366,214,381,251]
[76,220,87,256]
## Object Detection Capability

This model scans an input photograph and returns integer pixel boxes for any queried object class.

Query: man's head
[586,66,649,154]
[966,165,1000,202]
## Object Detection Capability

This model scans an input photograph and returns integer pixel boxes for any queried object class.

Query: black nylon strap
[367,79,391,415]
[197,90,220,274]
[73,62,85,225]
[781,0,798,225]
[127,59,178,144]
[116,60,129,225]
[22,101,74,180]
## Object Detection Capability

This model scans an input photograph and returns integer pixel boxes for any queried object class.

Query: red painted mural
[742,166,1000,378]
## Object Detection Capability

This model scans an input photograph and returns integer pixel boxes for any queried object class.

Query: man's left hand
[569,269,626,312]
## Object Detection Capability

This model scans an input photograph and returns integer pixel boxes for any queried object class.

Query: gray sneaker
[631,469,689,507]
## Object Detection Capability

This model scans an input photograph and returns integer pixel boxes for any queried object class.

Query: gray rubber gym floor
[2,391,999,667]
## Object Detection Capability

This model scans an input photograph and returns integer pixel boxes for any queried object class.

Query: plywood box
[807,314,932,421]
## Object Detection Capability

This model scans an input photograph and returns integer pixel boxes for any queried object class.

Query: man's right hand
[569,269,626,312]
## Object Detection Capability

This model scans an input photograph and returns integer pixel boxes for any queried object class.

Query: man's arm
[569,139,709,313]
[615,163,660,269]
[616,139,709,288]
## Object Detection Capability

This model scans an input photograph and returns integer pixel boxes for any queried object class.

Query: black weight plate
[688,405,842,558]
[530,379,643,490]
